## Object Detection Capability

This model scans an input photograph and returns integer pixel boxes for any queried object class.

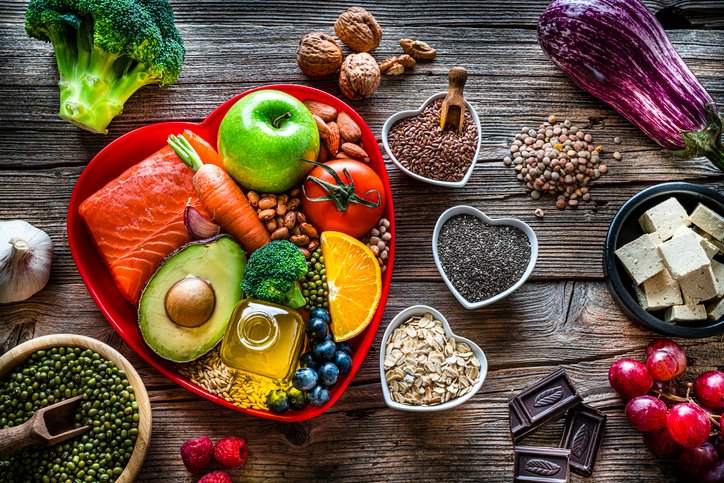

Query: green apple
[218,90,320,193]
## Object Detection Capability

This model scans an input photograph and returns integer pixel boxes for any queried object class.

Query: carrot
[168,134,271,253]
[181,130,225,169]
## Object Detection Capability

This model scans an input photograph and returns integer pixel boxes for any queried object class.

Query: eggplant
[538,0,724,171]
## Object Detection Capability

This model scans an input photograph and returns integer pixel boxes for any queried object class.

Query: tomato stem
[302,159,381,212]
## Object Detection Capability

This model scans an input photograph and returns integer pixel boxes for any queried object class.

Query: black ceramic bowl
[604,182,724,338]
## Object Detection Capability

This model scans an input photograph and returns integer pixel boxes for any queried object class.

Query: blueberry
[313,339,336,362]
[266,389,289,413]
[306,318,329,340]
[292,367,318,392]
[310,307,331,323]
[336,341,353,356]
[333,351,352,374]
[299,352,320,370]
[287,388,309,411]
[318,362,339,387]
[308,385,330,407]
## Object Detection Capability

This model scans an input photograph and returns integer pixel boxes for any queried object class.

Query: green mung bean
[0,347,138,483]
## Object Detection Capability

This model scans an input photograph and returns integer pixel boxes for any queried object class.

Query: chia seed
[437,215,531,302]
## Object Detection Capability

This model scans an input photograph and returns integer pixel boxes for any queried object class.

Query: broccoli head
[26,0,185,134]
[241,241,308,309]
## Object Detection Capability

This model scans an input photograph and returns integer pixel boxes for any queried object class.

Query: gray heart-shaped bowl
[381,92,481,188]
[379,305,488,412]
[433,205,538,309]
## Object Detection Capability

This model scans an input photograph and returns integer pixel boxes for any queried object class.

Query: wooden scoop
[439,66,468,135]
[0,395,91,459]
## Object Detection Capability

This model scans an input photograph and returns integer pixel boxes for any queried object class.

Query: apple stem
[272,112,292,129]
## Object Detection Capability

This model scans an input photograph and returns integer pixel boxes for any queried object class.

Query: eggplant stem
[680,104,724,171]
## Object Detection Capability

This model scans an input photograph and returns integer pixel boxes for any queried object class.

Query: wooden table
[1,1,723,481]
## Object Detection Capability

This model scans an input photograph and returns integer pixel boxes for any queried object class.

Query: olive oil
[220,299,304,380]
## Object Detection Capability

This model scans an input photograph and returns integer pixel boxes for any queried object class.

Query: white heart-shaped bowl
[381,92,482,188]
[432,205,538,309]
[379,305,488,412]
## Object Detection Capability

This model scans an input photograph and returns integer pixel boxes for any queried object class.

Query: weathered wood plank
[2,281,721,482]
[2,1,724,29]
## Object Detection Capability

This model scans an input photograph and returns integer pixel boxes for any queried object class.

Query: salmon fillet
[79,145,200,304]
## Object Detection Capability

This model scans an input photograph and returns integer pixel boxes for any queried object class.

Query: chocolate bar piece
[514,446,571,482]
[559,404,607,476]
[509,368,582,443]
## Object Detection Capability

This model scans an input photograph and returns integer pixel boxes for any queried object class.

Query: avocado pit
[165,276,216,327]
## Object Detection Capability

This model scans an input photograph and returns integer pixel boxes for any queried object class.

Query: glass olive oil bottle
[220,299,305,380]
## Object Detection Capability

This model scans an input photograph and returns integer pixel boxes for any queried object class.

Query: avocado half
[138,235,246,363]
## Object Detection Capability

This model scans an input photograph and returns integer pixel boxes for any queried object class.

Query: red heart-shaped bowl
[67,84,395,421]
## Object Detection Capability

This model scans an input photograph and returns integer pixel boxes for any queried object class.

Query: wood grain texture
[0,0,723,482]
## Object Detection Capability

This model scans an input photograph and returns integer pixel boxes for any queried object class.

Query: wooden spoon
[0,395,91,458]
[439,66,468,135]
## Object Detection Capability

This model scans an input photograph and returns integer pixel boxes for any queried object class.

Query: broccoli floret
[26,0,185,134]
[242,241,308,309]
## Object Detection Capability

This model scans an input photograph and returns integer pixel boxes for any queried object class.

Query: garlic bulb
[0,220,54,303]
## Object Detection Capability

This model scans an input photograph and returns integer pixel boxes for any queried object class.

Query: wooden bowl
[0,334,152,482]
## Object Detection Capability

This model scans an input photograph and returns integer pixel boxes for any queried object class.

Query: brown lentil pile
[363,217,391,273]
[503,116,608,209]
[388,99,478,182]
[437,215,530,302]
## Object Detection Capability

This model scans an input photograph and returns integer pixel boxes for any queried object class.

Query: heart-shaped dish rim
[379,304,488,412]
[381,92,481,188]
[432,205,538,309]
[67,84,395,422]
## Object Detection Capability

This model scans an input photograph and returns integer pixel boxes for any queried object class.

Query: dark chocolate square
[514,446,571,482]
[509,368,582,443]
[559,404,607,476]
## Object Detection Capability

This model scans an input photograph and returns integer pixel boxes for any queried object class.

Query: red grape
[625,396,668,431]
[694,371,724,410]
[609,359,654,400]
[646,350,680,381]
[646,338,687,377]
[717,440,724,459]
[701,461,724,483]
[677,443,719,479]
[642,427,681,457]
[667,403,713,448]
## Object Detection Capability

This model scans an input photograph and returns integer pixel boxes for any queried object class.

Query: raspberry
[198,470,233,483]
[180,436,213,474]
[213,436,249,469]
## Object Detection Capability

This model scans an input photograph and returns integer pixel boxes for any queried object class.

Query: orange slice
[321,231,382,342]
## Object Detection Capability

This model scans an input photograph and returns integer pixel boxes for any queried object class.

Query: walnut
[339,53,380,100]
[334,7,382,52]
[297,32,343,76]
[379,55,416,75]
[400,39,437,60]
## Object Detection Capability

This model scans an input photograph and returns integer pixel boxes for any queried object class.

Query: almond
[317,143,329,162]
[313,114,330,137]
[304,100,337,122]
[337,111,362,143]
[323,121,340,155]
[341,142,368,159]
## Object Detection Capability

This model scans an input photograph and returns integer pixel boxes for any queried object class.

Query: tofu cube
[638,197,690,241]
[664,304,707,323]
[707,297,724,321]
[640,269,683,311]
[615,234,665,285]
[679,266,718,304]
[690,203,724,241]
[693,227,724,255]
[673,226,719,259]
[711,259,724,298]
[657,231,710,279]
